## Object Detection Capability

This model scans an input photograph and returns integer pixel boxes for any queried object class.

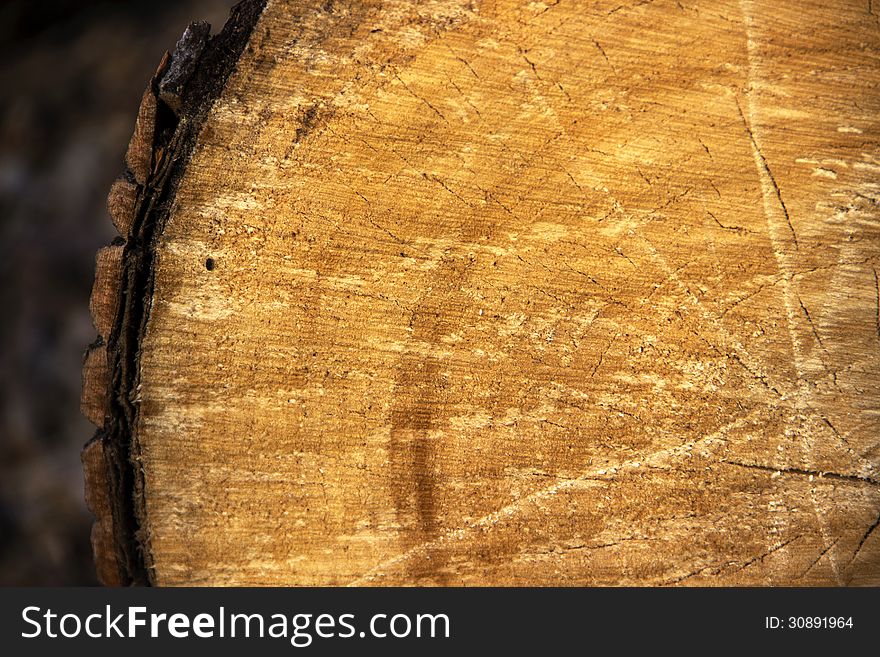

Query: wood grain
[86,0,880,585]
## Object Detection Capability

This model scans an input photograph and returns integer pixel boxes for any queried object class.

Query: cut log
[83,0,880,586]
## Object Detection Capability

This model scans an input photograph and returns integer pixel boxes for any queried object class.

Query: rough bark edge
[81,0,268,586]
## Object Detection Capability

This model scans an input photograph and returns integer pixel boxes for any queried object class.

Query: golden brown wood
[87,0,880,586]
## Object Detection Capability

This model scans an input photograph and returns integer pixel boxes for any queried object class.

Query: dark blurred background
[0,0,237,585]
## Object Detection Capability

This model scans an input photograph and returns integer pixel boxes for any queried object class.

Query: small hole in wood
[205,257,215,271]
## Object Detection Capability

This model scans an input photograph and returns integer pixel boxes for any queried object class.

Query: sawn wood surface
[84,0,880,586]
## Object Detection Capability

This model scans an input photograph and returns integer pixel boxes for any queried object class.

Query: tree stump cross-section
[83,0,880,586]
